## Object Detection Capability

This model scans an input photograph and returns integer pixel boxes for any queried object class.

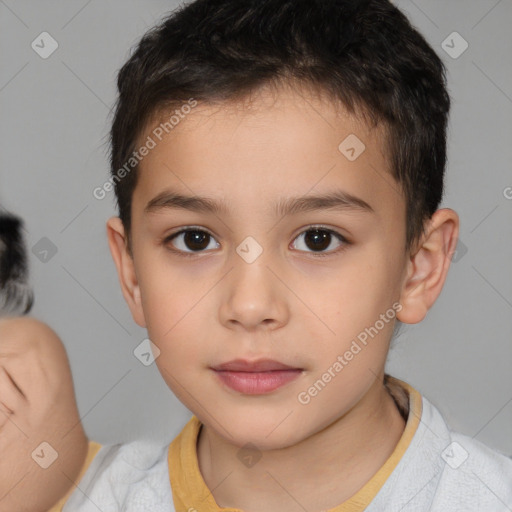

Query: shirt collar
[168,377,423,512]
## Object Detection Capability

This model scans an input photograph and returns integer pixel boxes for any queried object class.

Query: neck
[197,376,406,512]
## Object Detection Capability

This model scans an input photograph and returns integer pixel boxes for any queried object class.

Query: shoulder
[61,438,174,511]
[371,381,512,512]
[433,429,512,509]
[416,394,512,511]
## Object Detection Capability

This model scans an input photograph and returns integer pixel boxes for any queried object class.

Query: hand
[0,317,88,512]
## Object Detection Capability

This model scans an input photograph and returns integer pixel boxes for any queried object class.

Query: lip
[210,359,303,394]
[211,358,301,372]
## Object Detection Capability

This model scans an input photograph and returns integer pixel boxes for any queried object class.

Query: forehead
[133,84,402,221]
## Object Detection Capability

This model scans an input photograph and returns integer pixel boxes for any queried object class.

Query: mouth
[210,358,304,394]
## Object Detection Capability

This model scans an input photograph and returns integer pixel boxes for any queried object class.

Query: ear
[106,217,146,328]
[397,208,459,324]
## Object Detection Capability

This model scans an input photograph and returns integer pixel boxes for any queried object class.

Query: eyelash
[162,225,351,259]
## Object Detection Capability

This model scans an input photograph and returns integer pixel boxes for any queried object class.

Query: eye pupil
[305,229,330,252]
[184,230,209,250]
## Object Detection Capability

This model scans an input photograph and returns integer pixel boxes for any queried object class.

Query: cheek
[304,252,399,362]
[137,256,189,328]
[137,267,207,364]
[308,255,384,322]
[149,310,206,398]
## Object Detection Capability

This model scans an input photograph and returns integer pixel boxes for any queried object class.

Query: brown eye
[292,227,347,256]
[166,229,219,254]
[164,226,349,259]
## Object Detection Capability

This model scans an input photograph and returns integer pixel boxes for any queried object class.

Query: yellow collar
[168,377,422,511]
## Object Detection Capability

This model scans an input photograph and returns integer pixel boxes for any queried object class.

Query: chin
[211,408,310,451]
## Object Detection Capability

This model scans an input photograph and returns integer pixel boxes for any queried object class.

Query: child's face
[113,85,414,448]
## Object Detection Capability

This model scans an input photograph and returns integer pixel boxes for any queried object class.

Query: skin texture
[0,317,88,512]
[107,83,459,511]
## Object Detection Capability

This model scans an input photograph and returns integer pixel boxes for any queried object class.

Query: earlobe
[106,217,147,328]
[397,208,459,324]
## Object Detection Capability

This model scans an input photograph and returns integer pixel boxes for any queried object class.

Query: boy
[8,0,512,509]
[0,212,94,511]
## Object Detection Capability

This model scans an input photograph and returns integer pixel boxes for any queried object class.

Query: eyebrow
[144,189,374,217]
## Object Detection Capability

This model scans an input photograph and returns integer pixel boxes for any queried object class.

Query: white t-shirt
[61,380,512,511]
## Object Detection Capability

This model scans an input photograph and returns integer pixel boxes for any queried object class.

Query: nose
[218,251,289,332]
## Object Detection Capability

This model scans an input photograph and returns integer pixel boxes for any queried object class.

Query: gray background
[0,0,511,454]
